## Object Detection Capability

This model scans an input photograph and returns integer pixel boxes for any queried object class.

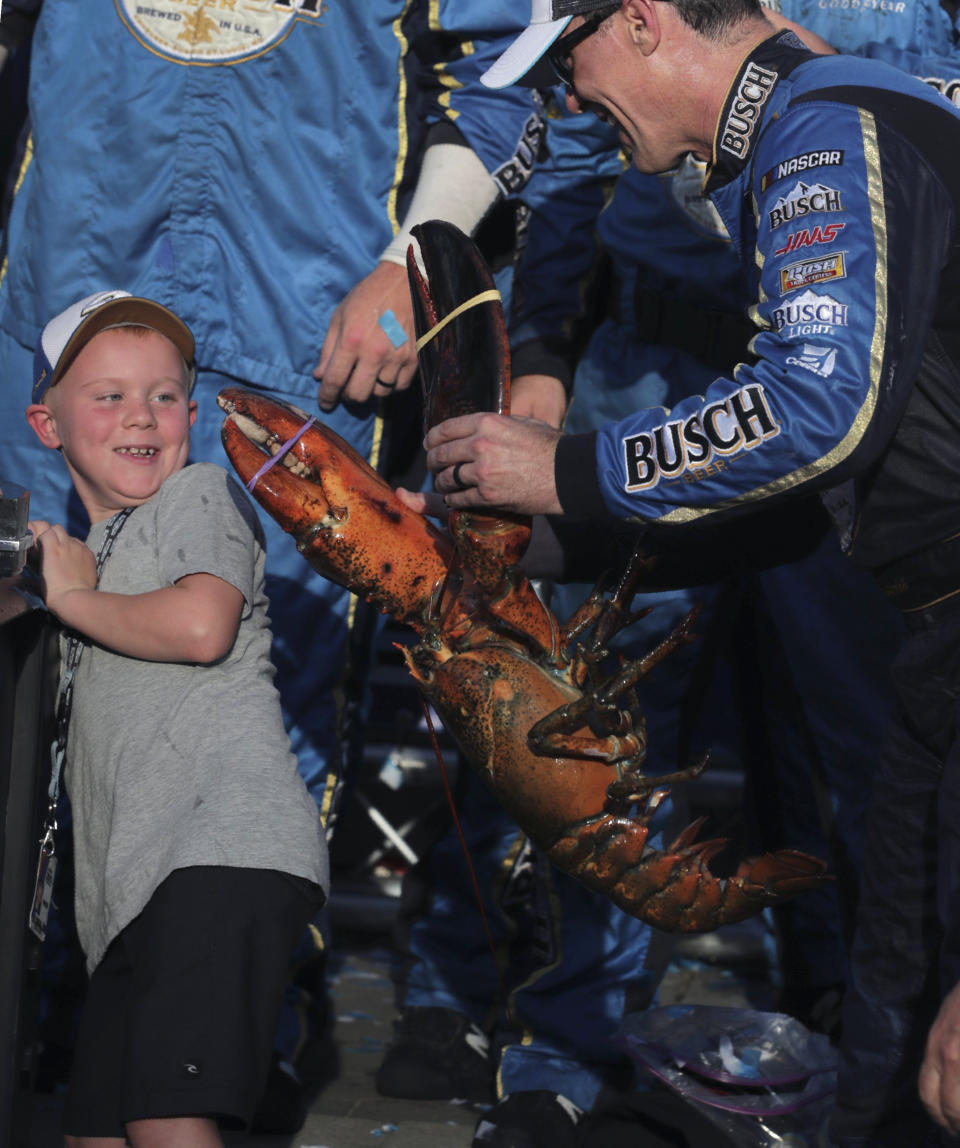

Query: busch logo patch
[924,75,960,108]
[622,384,780,491]
[720,62,778,159]
[779,251,846,294]
[117,0,324,65]
[775,221,846,256]
[760,149,843,191]
[785,343,838,378]
[493,113,545,196]
[768,181,844,230]
[771,288,849,336]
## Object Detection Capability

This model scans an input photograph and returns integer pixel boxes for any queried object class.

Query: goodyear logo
[768,181,844,231]
[623,384,780,491]
[117,0,323,64]
[760,149,843,191]
[779,251,846,294]
[720,62,778,159]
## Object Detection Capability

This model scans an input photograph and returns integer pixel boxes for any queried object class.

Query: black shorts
[61,866,322,1138]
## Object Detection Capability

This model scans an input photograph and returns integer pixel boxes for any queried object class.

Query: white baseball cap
[32,290,195,403]
[481,0,618,89]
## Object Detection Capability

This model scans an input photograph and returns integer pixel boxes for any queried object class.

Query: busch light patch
[771,289,849,337]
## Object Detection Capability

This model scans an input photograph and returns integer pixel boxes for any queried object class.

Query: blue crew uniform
[0,0,540,1083]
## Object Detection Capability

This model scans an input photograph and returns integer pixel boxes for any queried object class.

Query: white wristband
[380,143,500,270]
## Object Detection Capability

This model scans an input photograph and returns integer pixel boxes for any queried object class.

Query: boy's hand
[28,520,97,620]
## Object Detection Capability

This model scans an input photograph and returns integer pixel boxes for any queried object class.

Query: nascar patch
[760,149,844,192]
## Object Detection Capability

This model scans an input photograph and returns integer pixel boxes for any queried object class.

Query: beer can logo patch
[116,0,325,65]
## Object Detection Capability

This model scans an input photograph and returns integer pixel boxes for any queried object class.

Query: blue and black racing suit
[548,30,960,1146]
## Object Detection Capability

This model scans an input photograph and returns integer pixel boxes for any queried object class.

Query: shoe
[473,1090,581,1148]
[375,1005,493,1102]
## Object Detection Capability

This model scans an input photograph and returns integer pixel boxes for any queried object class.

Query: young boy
[25,290,328,1148]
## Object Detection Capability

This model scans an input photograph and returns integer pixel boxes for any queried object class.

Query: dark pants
[832,594,960,1146]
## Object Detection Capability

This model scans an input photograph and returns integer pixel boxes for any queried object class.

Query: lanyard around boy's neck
[29,507,133,941]
[43,507,134,835]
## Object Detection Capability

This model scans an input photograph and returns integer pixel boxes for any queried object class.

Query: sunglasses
[546,5,620,90]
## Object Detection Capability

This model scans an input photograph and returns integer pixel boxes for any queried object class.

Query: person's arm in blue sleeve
[314,2,543,412]
[423,76,955,532]
[576,90,949,529]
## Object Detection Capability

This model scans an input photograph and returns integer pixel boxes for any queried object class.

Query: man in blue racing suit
[412,2,960,1144]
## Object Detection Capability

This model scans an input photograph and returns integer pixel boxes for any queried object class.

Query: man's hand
[510,374,567,428]
[920,980,960,1134]
[315,261,418,411]
[27,520,97,619]
[395,375,567,519]
[422,412,564,516]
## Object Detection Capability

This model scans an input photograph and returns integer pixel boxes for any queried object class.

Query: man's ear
[25,403,63,450]
[622,0,662,56]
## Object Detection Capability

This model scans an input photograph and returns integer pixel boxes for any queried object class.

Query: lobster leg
[546,796,831,934]
[527,607,700,760]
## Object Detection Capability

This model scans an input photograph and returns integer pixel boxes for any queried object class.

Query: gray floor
[24,914,778,1148]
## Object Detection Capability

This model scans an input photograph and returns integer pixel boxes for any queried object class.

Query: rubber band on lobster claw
[217,220,831,933]
[244,417,316,493]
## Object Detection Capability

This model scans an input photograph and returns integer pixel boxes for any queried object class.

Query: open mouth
[115,446,158,457]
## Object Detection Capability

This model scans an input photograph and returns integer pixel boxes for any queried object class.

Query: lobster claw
[407,219,511,432]
[407,221,544,609]
[217,387,454,628]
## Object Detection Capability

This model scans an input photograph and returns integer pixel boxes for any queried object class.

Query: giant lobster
[217,220,829,933]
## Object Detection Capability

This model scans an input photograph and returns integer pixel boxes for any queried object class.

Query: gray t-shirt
[67,462,328,971]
